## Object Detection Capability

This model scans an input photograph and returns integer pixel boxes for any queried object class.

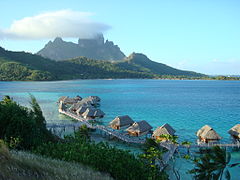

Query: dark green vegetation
[116,53,204,77]
[189,146,240,180]
[0,95,54,149]
[34,129,168,180]
[0,46,206,81]
[0,96,167,180]
[37,35,126,61]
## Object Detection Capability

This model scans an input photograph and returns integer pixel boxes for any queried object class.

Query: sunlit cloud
[0,10,110,40]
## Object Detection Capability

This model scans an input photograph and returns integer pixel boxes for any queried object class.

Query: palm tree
[29,94,46,127]
[190,146,240,180]
[157,134,178,144]
[143,138,159,152]
[181,141,192,154]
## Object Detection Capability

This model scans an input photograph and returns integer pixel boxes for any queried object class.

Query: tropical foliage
[156,134,179,144]
[189,146,240,180]
[34,130,168,180]
[0,96,54,149]
[0,96,169,179]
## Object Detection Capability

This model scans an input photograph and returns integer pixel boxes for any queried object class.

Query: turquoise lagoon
[0,79,240,178]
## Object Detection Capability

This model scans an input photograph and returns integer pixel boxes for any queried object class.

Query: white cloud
[0,10,110,40]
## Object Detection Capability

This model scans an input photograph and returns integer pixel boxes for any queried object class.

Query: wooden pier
[51,110,240,171]
[187,143,240,148]
[58,109,177,170]
[56,110,146,144]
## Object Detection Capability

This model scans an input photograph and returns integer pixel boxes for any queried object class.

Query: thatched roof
[74,95,82,101]
[89,96,101,102]
[59,96,82,105]
[94,109,105,117]
[196,125,211,137]
[109,115,134,127]
[63,97,78,104]
[82,108,97,117]
[58,96,68,103]
[152,123,176,137]
[81,96,100,106]
[197,125,221,140]
[69,101,92,111]
[126,120,153,133]
[228,124,240,138]
[76,106,88,115]
[59,101,67,111]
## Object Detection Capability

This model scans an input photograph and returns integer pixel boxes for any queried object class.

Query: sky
[0,0,240,75]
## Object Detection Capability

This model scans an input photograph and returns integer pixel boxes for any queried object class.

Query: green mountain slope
[0,47,204,81]
[116,53,204,77]
[0,47,153,81]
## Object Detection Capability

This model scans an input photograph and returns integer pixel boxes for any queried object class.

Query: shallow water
[1,79,239,141]
[1,79,240,178]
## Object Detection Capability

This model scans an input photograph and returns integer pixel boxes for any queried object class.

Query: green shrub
[0,96,54,150]
[34,130,168,180]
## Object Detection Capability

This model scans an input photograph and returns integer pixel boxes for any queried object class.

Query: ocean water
[1,79,239,142]
[0,79,240,178]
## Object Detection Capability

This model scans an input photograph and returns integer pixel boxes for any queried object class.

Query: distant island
[0,43,239,81]
[37,34,126,61]
[0,46,206,81]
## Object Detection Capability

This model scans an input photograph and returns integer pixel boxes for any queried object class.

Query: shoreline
[1,77,240,82]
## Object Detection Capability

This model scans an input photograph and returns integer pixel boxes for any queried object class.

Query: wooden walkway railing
[56,110,146,144]
[47,122,85,129]
[60,110,95,129]
[95,125,146,144]
[187,143,240,148]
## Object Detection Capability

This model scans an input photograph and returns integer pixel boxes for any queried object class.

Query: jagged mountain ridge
[37,34,126,61]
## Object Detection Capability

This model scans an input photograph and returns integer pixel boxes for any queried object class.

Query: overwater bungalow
[64,97,80,105]
[58,96,82,105]
[82,108,97,119]
[58,101,67,112]
[74,95,82,101]
[228,124,240,140]
[89,96,101,102]
[93,109,105,118]
[81,108,104,119]
[81,96,101,106]
[76,106,88,116]
[196,125,221,143]
[126,120,153,136]
[109,115,134,130]
[69,101,92,112]
[58,96,67,103]
[152,123,176,141]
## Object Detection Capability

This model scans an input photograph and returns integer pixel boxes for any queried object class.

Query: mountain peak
[78,33,104,47]
[126,52,150,62]
[53,37,64,43]
[0,46,5,52]
[37,35,125,61]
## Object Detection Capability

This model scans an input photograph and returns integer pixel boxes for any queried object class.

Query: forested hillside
[0,47,204,81]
